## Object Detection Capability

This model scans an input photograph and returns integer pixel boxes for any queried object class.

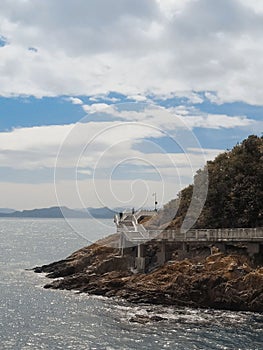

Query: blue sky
[0,0,262,210]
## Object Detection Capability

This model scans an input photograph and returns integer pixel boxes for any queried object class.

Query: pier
[114,211,263,272]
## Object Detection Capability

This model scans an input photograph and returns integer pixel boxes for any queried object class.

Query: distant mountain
[0,206,116,219]
[86,207,116,218]
[0,208,15,214]
[0,206,82,218]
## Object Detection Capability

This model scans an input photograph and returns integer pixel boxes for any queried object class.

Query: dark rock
[150,315,167,322]
[33,241,263,313]
[129,314,167,324]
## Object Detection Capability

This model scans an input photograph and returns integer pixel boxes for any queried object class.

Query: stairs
[117,212,149,243]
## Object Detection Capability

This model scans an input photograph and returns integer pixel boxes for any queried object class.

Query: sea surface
[0,218,262,350]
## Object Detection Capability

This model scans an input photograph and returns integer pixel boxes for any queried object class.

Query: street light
[152,192,158,211]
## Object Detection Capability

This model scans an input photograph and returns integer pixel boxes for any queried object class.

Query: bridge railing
[134,210,156,220]
[136,224,149,239]
[186,228,263,241]
[146,227,263,242]
[117,225,263,242]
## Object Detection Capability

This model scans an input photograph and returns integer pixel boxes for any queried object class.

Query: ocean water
[0,218,262,350]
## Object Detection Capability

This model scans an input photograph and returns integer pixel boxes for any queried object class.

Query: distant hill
[0,208,15,214]
[0,206,116,219]
[86,207,116,218]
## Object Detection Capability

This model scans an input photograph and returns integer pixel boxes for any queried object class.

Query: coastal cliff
[34,135,263,313]
[34,237,263,313]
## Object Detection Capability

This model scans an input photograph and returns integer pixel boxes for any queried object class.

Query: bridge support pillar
[135,244,146,273]
[135,257,145,273]
[156,241,166,266]
[138,244,143,258]
[214,242,226,253]
[247,243,260,256]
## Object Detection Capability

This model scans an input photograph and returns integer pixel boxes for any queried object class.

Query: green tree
[169,135,263,229]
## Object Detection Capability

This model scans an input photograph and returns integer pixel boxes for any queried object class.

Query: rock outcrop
[34,237,263,313]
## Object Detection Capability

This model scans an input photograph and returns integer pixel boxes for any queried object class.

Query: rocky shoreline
[34,234,263,313]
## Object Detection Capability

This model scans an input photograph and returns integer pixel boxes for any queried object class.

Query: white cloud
[168,106,254,129]
[204,92,222,104]
[0,0,263,104]
[77,169,92,176]
[188,147,225,156]
[0,110,166,170]
[89,95,120,103]
[183,114,253,129]
[128,95,148,102]
[0,101,255,209]
[0,101,254,186]
[68,97,83,105]
[0,124,73,152]
[156,0,194,18]
[239,0,263,13]
[82,103,115,114]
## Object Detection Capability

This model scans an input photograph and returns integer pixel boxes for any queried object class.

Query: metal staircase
[115,211,150,244]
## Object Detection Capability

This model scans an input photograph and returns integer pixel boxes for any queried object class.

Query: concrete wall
[132,240,263,272]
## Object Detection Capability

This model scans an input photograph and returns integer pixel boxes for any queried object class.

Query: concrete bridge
[115,211,263,243]
[114,211,263,272]
[148,227,263,242]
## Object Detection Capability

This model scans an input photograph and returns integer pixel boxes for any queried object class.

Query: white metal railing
[115,210,263,243]
[145,227,263,242]
[124,231,149,242]
[134,210,156,220]
[136,224,149,240]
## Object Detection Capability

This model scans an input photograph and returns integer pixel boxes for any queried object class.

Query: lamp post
[153,192,158,211]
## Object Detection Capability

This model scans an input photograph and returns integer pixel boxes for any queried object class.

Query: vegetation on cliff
[164,135,263,229]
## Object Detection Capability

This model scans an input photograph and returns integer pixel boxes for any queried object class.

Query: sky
[0,0,262,211]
